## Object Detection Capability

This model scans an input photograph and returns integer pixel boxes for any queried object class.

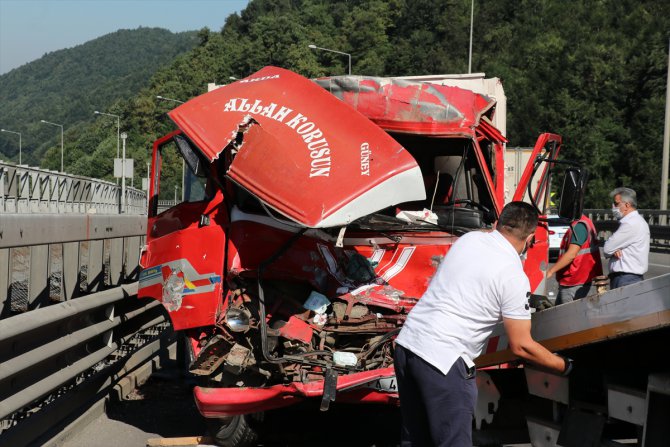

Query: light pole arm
[94,111,121,159]
[61,125,64,172]
[309,45,352,75]
[156,95,185,104]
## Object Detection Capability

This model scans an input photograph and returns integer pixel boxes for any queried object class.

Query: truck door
[512,133,562,294]
[139,131,228,330]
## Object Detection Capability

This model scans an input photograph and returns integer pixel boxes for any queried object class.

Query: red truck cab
[138,66,578,446]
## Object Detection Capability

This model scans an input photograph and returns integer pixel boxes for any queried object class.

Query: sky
[0,0,250,74]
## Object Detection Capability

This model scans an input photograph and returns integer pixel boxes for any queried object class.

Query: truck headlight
[162,270,185,311]
[225,307,250,333]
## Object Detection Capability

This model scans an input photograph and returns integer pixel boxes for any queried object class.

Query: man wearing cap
[603,187,650,288]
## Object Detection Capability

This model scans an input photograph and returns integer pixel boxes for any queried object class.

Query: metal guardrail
[0,161,146,214]
[0,214,147,320]
[0,282,175,446]
[0,165,170,446]
[0,214,146,319]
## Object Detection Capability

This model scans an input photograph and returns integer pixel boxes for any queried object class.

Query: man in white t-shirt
[394,201,570,447]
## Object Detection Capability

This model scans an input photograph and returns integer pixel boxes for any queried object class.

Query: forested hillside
[0,27,197,164]
[3,0,668,208]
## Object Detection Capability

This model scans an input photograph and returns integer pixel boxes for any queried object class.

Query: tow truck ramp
[480,274,670,447]
[479,273,670,367]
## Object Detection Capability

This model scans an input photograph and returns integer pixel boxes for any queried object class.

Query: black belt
[609,272,642,278]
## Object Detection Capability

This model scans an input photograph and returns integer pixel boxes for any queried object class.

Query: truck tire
[207,413,264,447]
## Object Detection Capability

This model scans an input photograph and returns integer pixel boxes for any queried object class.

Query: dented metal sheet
[169,66,426,228]
[314,76,496,136]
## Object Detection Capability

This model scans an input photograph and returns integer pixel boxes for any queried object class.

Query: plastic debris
[313,313,328,326]
[333,351,358,367]
[304,290,331,314]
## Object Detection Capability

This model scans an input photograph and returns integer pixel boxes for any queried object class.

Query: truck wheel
[207,413,264,447]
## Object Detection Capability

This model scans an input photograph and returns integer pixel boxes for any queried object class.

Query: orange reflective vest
[556,215,603,286]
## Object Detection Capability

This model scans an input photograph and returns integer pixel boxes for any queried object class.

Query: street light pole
[94,111,121,185]
[468,0,474,73]
[308,44,352,75]
[156,95,184,104]
[94,111,120,159]
[661,37,670,214]
[40,120,64,172]
[1,128,22,165]
[121,132,127,214]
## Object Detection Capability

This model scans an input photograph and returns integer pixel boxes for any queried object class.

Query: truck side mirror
[175,134,207,178]
[558,167,588,220]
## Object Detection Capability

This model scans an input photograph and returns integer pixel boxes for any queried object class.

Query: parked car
[547,214,571,261]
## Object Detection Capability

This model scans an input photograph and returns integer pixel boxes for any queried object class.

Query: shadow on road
[106,368,207,440]
[105,363,401,446]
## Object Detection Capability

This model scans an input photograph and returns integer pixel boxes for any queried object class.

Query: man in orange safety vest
[547,214,603,305]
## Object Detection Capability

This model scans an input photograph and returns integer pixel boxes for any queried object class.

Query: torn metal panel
[170,66,426,228]
[277,316,314,345]
[314,75,496,136]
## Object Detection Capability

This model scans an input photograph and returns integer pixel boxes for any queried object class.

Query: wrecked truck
[138,66,584,446]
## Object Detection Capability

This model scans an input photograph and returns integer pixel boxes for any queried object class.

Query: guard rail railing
[0,161,146,214]
[0,282,175,446]
[0,213,146,320]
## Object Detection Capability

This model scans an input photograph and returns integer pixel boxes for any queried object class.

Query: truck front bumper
[194,367,398,417]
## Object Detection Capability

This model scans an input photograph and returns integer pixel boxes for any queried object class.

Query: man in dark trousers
[394,201,571,447]
[547,213,603,304]
[603,187,650,288]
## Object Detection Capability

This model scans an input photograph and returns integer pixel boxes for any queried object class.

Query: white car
[547,214,571,261]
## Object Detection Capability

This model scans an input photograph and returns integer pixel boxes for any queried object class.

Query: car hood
[169,66,425,228]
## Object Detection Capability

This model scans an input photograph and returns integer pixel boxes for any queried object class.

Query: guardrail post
[63,242,80,300]
[0,166,5,211]
[48,243,64,303]
[18,169,29,213]
[87,240,103,292]
[124,236,142,281]
[104,304,114,347]
[110,238,123,286]
[29,245,49,309]
[0,249,8,316]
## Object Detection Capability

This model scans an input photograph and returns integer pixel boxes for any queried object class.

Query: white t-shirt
[603,210,650,275]
[396,230,531,375]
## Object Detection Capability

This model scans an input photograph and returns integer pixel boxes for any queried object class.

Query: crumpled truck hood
[169,66,426,228]
[314,75,496,136]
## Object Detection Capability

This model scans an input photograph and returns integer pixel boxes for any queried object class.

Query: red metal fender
[194,367,399,417]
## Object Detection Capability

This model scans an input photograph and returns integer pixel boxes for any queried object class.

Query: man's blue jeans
[610,272,643,289]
